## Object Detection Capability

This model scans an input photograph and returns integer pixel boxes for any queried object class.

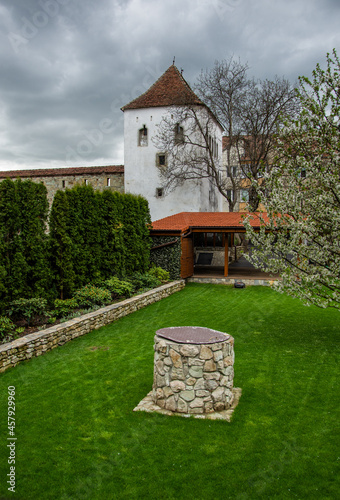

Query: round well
[152,327,235,414]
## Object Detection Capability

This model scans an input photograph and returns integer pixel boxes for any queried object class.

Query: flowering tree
[244,50,340,309]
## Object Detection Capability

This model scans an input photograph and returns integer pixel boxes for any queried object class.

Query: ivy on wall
[150,236,181,280]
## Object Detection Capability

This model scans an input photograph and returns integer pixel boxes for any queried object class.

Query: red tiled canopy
[151,212,268,232]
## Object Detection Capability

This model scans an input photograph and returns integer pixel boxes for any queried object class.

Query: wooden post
[224,233,229,277]
[230,232,235,261]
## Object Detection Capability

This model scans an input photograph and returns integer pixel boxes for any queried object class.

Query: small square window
[156,188,164,198]
[156,153,167,168]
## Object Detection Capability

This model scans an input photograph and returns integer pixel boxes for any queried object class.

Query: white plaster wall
[123,106,224,221]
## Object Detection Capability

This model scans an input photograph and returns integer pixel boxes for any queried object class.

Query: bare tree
[185,57,299,211]
[233,76,300,209]
[153,104,225,209]
[153,57,299,211]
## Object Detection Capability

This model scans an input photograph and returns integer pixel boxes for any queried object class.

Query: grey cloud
[0,0,339,170]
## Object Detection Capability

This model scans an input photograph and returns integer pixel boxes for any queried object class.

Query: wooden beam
[150,240,178,251]
[224,232,229,277]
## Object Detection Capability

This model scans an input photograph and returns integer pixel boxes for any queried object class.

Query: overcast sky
[0,0,339,171]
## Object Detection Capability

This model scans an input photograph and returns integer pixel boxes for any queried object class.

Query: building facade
[122,65,224,220]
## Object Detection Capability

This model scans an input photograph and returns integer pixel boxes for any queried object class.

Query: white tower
[121,65,223,221]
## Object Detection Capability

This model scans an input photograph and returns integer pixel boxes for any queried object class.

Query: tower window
[174,123,184,144]
[138,125,148,146]
[156,153,167,168]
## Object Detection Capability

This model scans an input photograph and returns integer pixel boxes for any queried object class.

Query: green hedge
[0,179,51,310]
[0,180,152,311]
[49,186,152,299]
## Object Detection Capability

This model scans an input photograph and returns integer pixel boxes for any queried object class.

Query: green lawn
[0,283,339,500]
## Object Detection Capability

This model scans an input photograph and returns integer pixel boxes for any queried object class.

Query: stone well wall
[152,331,234,414]
[0,281,185,374]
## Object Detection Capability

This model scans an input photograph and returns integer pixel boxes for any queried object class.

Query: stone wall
[187,276,279,286]
[0,166,124,207]
[0,280,185,374]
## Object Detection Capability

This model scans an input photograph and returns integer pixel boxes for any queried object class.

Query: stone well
[152,326,234,414]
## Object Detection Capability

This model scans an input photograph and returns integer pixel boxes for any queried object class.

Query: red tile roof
[0,165,124,178]
[151,212,268,232]
[121,65,205,111]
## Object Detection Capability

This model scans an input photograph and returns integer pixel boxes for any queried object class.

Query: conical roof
[121,65,204,111]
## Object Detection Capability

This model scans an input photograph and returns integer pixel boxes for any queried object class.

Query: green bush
[149,266,170,283]
[8,298,48,326]
[73,285,111,307]
[0,316,16,340]
[103,277,134,298]
[53,298,79,318]
[129,272,161,291]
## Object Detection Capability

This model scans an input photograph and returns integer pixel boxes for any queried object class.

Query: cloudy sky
[0,0,339,171]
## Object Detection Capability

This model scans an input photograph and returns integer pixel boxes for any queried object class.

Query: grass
[0,283,339,500]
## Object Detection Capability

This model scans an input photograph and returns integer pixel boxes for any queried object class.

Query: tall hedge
[49,185,152,298]
[49,190,75,300]
[120,193,152,275]
[0,179,50,312]
[0,180,152,306]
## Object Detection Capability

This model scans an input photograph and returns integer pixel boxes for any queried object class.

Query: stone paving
[134,387,242,421]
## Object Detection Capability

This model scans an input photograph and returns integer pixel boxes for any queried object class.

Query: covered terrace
[150,212,279,281]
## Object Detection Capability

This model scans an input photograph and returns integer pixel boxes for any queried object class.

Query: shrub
[8,297,48,326]
[73,285,111,307]
[53,298,79,318]
[149,266,170,283]
[0,316,25,342]
[103,277,134,298]
[129,272,161,291]
[0,316,16,340]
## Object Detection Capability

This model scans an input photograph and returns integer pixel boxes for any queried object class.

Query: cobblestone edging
[0,281,185,374]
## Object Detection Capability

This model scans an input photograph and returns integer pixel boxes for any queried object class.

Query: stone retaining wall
[187,277,279,286]
[0,280,185,374]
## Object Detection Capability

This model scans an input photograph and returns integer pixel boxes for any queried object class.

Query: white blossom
[244,49,340,309]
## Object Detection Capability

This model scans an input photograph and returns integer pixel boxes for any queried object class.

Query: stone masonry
[0,165,124,207]
[152,329,235,414]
